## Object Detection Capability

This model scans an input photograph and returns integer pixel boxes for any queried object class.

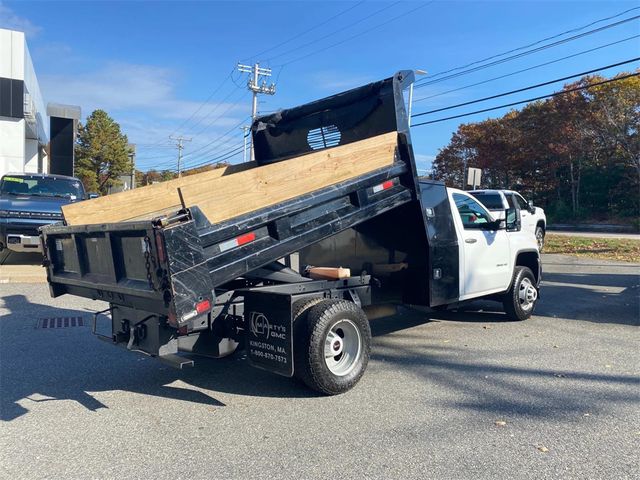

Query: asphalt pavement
[0,254,638,479]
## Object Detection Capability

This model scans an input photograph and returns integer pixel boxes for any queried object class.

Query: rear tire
[502,266,538,321]
[294,299,371,395]
[535,226,545,251]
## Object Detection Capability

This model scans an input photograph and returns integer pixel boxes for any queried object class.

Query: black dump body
[41,71,456,335]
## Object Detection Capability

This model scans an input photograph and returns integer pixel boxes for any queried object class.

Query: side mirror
[505,207,521,232]
[87,192,100,199]
[527,199,535,214]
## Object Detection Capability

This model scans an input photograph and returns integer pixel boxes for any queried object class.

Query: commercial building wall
[0,28,48,178]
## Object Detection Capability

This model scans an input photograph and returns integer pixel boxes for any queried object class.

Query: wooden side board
[62,161,257,225]
[179,131,397,224]
[62,132,397,226]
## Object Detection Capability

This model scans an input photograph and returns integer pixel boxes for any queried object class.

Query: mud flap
[243,291,294,377]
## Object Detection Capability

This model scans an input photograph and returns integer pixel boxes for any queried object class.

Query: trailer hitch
[125,314,154,350]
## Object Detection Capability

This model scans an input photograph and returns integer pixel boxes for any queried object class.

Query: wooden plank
[62,162,257,225]
[62,131,397,226]
[179,132,397,224]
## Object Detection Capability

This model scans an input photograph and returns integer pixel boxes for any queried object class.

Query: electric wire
[266,1,400,62]
[420,6,640,81]
[410,72,639,127]
[414,15,640,88]
[276,2,434,67]
[411,57,640,118]
[245,1,366,62]
[413,34,640,104]
[180,113,251,163]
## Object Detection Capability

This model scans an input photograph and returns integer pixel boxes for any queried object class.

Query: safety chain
[143,236,158,291]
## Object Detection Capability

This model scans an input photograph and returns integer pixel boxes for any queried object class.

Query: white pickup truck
[470,189,547,249]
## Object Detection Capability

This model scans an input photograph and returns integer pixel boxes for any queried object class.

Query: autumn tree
[431,70,639,222]
[75,110,132,195]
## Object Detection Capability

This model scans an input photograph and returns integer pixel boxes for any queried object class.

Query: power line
[414,14,640,89]
[157,115,250,170]
[245,1,366,62]
[411,57,640,118]
[411,72,639,128]
[143,71,236,147]
[276,2,433,67]
[413,34,640,104]
[267,1,400,62]
[420,6,640,81]
[170,143,246,172]
[185,92,247,142]
[178,114,252,166]
[181,87,247,138]
[168,70,235,137]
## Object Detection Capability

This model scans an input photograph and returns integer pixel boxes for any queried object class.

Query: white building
[0,28,49,178]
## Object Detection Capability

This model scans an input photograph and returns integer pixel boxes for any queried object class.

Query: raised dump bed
[41,70,474,394]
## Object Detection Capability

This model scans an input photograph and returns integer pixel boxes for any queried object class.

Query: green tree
[75,110,132,195]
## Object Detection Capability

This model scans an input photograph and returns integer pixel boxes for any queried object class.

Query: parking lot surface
[1,254,638,479]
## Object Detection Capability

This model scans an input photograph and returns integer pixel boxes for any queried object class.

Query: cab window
[514,194,528,210]
[453,193,492,228]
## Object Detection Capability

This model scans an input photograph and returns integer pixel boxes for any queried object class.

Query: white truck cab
[446,188,540,318]
[470,189,547,249]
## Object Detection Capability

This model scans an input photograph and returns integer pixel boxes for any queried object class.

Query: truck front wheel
[294,299,371,395]
[502,266,538,321]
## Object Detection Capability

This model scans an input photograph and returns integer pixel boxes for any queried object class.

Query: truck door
[450,191,511,299]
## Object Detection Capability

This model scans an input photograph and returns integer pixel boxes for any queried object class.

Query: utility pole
[169,135,192,177]
[240,125,250,163]
[236,62,276,160]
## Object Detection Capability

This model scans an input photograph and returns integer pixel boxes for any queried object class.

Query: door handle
[465,238,477,244]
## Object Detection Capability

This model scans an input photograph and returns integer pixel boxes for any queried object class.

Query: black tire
[502,266,538,321]
[294,299,371,395]
[535,226,545,251]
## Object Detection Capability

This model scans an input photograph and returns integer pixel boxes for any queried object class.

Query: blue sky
[1,0,638,173]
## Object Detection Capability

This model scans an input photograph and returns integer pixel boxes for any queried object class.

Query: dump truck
[40,71,541,395]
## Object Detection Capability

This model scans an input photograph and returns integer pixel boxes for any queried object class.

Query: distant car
[470,189,547,250]
[0,173,87,253]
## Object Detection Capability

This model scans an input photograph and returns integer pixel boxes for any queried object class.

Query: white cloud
[40,61,250,163]
[0,1,41,37]
[41,62,243,119]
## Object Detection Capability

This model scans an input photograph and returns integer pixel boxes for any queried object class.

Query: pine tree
[75,110,132,195]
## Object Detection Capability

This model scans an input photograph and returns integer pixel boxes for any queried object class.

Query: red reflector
[236,232,256,246]
[373,180,394,193]
[196,299,211,314]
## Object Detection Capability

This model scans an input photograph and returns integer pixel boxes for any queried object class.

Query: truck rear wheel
[294,299,371,395]
[502,266,538,321]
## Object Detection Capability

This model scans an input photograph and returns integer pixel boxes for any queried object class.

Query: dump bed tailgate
[41,218,215,322]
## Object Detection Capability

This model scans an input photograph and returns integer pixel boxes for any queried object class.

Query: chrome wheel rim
[518,277,537,311]
[536,229,544,250]
[324,319,362,376]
